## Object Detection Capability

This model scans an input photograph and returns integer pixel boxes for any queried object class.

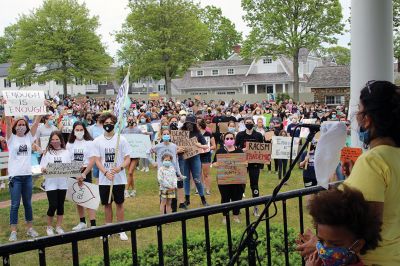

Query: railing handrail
[0,184,334,257]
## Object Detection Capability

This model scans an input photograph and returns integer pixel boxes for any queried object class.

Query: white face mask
[74,131,84,140]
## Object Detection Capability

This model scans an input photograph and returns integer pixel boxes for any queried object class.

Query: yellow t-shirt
[344,145,400,265]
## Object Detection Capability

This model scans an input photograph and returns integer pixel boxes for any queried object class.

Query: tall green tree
[242,0,344,101]
[324,46,350,65]
[9,0,112,96]
[0,24,18,64]
[200,6,242,61]
[393,0,400,64]
[116,0,210,97]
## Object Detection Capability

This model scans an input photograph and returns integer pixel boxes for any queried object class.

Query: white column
[273,84,276,94]
[283,84,286,93]
[255,84,258,94]
[350,0,393,146]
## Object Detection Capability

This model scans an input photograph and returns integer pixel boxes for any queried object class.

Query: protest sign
[149,93,160,101]
[219,122,229,134]
[66,178,100,210]
[245,142,272,164]
[300,119,317,138]
[40,136,50,151]
[182,137,200,159]
[123,134,152,158]
[216,153,247,185]
[44,162,83,178]
[151,122,161,132]
[138,124,148,133]
[340,147,362,165]
[253,115,267,126]
[271,136,300,159]
[171,130,199,159]
[200,136,211,153]
[61,119,73,134]
[2,90,46,116]
[265,131,274,141]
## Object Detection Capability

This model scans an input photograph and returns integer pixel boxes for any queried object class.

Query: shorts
[200,153,212,164]
[160,189,176,199]
[303,176,317,188]
[99,185,125,205]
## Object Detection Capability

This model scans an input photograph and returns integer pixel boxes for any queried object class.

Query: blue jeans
[92,165,100,178]
[182,155,204,197]
[9,175,33,225]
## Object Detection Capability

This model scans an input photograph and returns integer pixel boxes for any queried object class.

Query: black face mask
[103,124,114,133]
[245,124,254,130]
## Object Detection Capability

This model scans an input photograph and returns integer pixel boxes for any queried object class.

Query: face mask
[358,126,369,144]
[74,131,84,140]
[140,118,146,124]
[245,124,254,130]
[16,126,27,135]
[162,135,171,142]
[228,127,236,133]
[128,121,135,127]
[273,114,278,117]
[316,241,358,266]
[332,114,337,118]
[48,120,54,126]
[224,139,235,146]
[162,160,172,168]
[103,124,114,133]
[51,141,61,150]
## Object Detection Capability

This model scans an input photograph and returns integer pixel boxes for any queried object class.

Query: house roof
[306,66,350,88]
[0,63,11,77]
[190,59,252,69]
[173,72,297,90]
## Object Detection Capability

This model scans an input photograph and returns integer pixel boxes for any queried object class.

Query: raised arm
[30,115,42,137]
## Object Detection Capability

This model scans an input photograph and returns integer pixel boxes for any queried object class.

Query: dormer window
[263,58,272,64]
[227,68,234,75]
[197,70,204,76]
[212,69,219,76]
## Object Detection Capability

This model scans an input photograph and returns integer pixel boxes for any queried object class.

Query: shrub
[276,93,291,104]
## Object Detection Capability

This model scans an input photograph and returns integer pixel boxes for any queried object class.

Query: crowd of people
[1,80,400,266]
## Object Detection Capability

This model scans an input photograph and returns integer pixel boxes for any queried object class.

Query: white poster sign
[253,115,267,126]
[123,134,152,158]
[40,136,49,151]
[61,119,73,133]
[271,136,300,159]
[151,122,161,132]
[66,178,100,210]
[44,162,83,178]
[300,119,317,138]
[138,124,148,133]
[2,90,46,116]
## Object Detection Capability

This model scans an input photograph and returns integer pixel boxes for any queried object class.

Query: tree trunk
[292,49,300,102]
[165,66,172,98]
[62,61,68,97]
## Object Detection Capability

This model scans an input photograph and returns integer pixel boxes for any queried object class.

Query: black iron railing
[0,185,330,266]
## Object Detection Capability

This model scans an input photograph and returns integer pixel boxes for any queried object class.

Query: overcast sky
[0,0,351,58]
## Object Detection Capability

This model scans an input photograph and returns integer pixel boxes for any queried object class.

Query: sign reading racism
[271,136,300,159]
[44,162,83,178]
[2,90,46,116]
[66,178,100,210]
[245,142,272,164]
[171,130,200,159]
[216,153,247,185]
[123,134,152,158]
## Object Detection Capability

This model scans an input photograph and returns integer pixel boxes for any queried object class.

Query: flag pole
[108,66,130,204]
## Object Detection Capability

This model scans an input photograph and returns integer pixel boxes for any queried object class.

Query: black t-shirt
[301,150,316,181]
[200,131,213,159]
[235,129,264,168]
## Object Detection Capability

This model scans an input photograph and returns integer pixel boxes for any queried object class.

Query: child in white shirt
[157,153,178,214]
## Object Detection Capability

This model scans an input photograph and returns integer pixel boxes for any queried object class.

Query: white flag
[114,72,129,121]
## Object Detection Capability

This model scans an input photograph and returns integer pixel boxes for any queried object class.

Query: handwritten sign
[40,136,50,151]
[123,134,152,158]
[66,178,100,210]
[245,142,272,164]
[2,90,46,116]
[44,162,83,178]
[340,147,362,165]
[219,122,229,134]
[216,153,247,185]
[271,136,300,159]
[138,124,148,133]
[171,130,199,159]
[151,122,161,132]
[61,119,73,134]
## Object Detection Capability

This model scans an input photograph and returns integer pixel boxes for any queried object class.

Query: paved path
[0,192,47,209]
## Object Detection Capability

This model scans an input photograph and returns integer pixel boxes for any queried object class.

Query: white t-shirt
[7,133,35,176]
[40,149,73,191]
[93,134,131,185]
[66,140,94,167]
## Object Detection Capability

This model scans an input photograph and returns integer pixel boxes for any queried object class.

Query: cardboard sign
[2,90,46,116]
[216,153,248,185]
[340,147,362,165]
[245,142,272,164]
[44,162,83,178]
[219,122,229,134]
[61,119,73,134]
[151,122,161,132]
[66,178,100,210]
[271,136,300,159]
[171,130,199,159]
[123,134,152,158]
[300,119,317,138]
[40,136,50,151]
[149,93,160,101]
[182,138,200,159]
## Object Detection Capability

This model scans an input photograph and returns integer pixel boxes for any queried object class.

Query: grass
[0,165,313,266]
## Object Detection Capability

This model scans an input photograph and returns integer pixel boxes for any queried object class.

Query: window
[38,81,46,85]
[75,78,83,85]
[55,80,61,85]
[99,80,107,85]
[227,68,234,75]
[3,79,11,88]
[190,92,208,95]
[158,85,165,91]
[267,85,274,94]
[212,69,219,76]
[226,91,235,95]
[216,91,226,95]
[258,85,267,94]
[197,70,204,76]
[247,85,255,94]
[325,95,344,105]
[263,58,272,64]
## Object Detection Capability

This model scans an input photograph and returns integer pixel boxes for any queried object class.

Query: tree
[324,46,350,65]
[393,0,400,66]
[116,0,210,97]
[8,0,112,96]
[0,24,18,64]
[242,0,344,101]
[200,6,242,61]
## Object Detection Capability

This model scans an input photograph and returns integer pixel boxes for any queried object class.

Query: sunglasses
[225,137,234,140]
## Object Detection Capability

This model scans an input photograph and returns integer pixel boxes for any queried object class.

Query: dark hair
[181,121,199,133]
[360,81,400,146]
[198,119,207,130]
[68,121,93,143]
[46,130,66,154]
[223,132,235,140]
[161,153,173,161]
[11,118,30,135]
[138,114,150,123]
[244,117,254,124]
[308,185,381,254]
[99,113,117,124]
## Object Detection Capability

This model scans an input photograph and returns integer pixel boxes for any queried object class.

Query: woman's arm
[30,115,42,137]
[210,136,217,151]
[5,116,12,140]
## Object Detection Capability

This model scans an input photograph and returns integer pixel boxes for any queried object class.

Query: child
[157,153,178,215]
[304,185,381,266]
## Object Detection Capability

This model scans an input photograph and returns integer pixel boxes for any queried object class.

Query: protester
[35,114,58,152]
[277,130,289,180]
[137,113,154,172]
[198,119,216,195]
[299,140,317,188]
[92,113,131,241]
[157,153,178,215]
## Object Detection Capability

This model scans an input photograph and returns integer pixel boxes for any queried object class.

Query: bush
[276,93,291,104]
[81,224,301,266]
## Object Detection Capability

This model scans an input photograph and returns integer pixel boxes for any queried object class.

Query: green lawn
[0,166,313,265]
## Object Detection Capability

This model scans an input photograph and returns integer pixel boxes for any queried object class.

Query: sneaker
[40,182,46,191]
[119,232,129,241]
[243,193,246,198]
[179,203,188,210]
[184,200,190,206]
[253,207,260,217]
[144,167,149,172]
[26,228,39,238]
[46,226,55,236]
[206,190,211,195]
[194,190,199,195]
[140,168,145,172]
[124,190,130,198]
[129,190,136,197]
[55,226,65,235]
[233,217,241,224]
[202,200,209,207]
[136,167,140,171]
[72,222,87,231]
[9,231,17,242]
